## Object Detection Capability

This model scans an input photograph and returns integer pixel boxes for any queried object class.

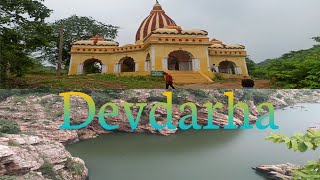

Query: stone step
[166,71,211,83]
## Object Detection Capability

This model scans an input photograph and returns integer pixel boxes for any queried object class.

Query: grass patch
[13,96,27,103]
[8,74,165,89]
[0,119,21,134]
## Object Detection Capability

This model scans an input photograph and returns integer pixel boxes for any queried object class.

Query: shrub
[252,91,272,104]
[0,176,16,180]
[241,90,271,104]
[39,161,59,180]
[213,74,225,81]
[8,139,20,146]
[186,89,210,99]
[0,119,21,134]
[65,158,84,175]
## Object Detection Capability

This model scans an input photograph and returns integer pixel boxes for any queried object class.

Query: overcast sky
[44,0,320,62]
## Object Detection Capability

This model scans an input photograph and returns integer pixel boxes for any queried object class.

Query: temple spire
[156,0,159,4]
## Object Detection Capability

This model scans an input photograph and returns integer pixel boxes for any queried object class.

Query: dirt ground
[175,79,272,89]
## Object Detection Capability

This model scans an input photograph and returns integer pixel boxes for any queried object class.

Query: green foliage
[213,74,226,81]
[240,90,272,104]
[41,15,119,67]
[266,130,320,179]
[65,158,84,175]
[27,63,67,76]
[147,96,167,103]
[39,161,60,180]
[4,73,164,89]
[83,64,101,74]
[0,176,16,180]
[0,0,52,85]
[245,57,256,75]
[186,89,210,99]
[252,38,320,88]
[266,130,320,152]
[312,36,320,43]
[293,158,320,180]
[0,119,21,134]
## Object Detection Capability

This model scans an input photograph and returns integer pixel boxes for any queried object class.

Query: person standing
[163,72,175,89]
[211,64,218,73]
[241,78,255,89]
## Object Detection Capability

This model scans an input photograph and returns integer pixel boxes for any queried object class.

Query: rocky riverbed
[0,89,319,179]
[0,134,88,180]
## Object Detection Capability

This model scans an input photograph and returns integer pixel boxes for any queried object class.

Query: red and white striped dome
[136,1,177,43]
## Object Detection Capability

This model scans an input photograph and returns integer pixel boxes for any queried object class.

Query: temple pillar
[162,57,168,70]
[145,61,151,71]
[77,64,83,75]
[101,65,107,73]
[114,64,121,73]
[151,46,156,71]
[192,58,201,71]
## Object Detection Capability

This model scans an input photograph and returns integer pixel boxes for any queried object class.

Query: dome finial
[153,0,163,11]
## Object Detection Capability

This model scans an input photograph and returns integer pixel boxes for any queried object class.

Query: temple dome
[136,1,177,43]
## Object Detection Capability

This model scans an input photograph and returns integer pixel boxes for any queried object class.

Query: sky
[43,0,320,62]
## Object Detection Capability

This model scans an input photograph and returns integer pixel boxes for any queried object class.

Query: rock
[253,163,303,180]
[0,134,88,180]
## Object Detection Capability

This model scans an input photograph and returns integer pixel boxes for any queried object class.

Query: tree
[41,15,120,68]
[245,57,256,76]
[312,36,320,43]
[266,130,320,179]
[0,0,52,86]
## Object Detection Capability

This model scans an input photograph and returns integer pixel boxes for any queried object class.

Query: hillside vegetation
[251,37,320,89]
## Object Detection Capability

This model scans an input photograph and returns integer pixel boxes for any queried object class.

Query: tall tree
[41,15,119,67]
[0,0,52,85]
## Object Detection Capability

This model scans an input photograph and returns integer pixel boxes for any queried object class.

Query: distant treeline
[247,37,320,89]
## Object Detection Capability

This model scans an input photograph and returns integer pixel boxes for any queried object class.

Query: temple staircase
[167,71,213,84]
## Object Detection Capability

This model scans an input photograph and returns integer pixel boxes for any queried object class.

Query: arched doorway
[145,53,151,71]
[167,50,193,71]
[83,58,102,74]
[119,57,135,72]
[219,60,236,74]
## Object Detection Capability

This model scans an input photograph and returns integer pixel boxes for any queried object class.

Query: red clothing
[165,74,173,82]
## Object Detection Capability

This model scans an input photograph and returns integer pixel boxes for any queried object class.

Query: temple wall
[69,50,150,75]
[68,45,249,77]
[152,44,210,71]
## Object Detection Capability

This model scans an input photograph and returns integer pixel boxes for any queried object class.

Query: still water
[67,104,320,180]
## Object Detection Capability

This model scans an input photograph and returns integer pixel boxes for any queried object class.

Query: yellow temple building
[68,1,249,83]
